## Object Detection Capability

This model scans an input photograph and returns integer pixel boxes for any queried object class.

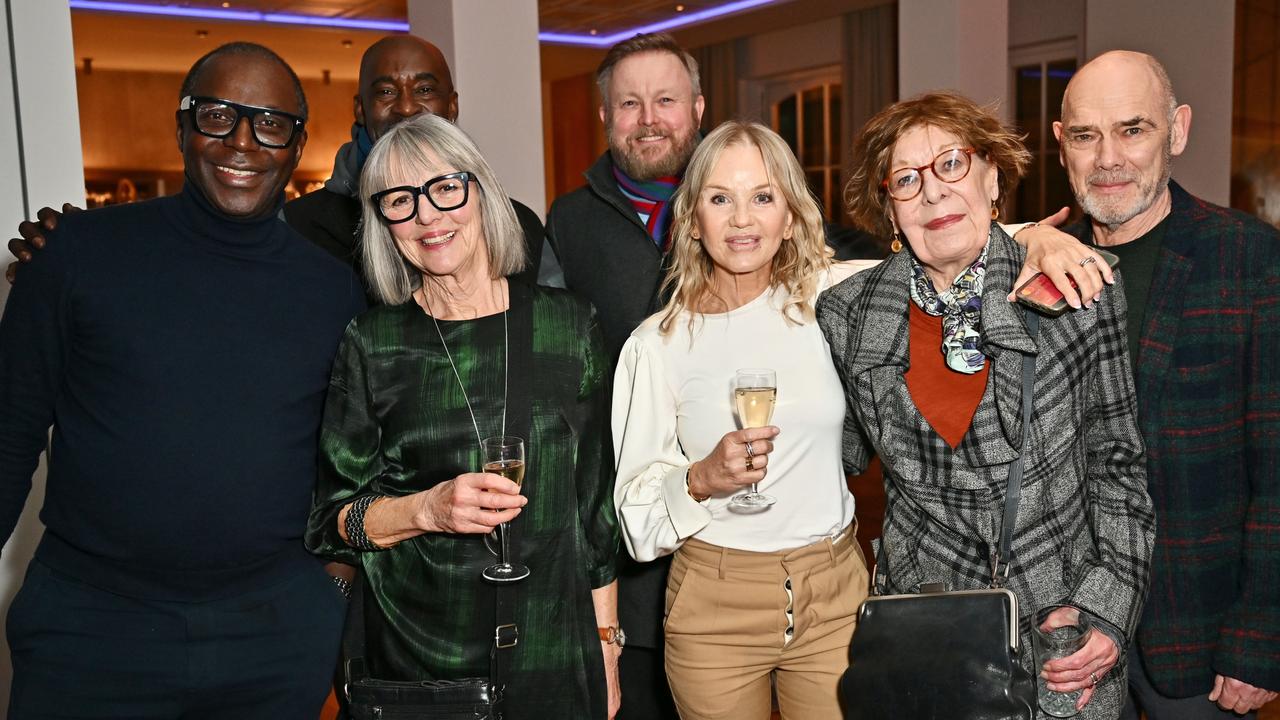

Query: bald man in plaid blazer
[1044,51,1280,719]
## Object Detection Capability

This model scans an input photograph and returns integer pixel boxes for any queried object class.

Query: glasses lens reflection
[192,101,296,148]
[375,173,472,224]
[887,149,974,201]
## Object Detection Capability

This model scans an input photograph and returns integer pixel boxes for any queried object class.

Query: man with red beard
[1049,50,1280,720]
[542,32,704,720]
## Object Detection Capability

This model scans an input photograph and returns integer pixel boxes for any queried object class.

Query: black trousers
[6,558,346,719]
[618,645,679,720]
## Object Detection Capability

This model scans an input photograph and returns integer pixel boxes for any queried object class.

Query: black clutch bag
[341,556,515,720]
[841,586,1035,720]
[345,655,502,720]
[840,311,1041,720]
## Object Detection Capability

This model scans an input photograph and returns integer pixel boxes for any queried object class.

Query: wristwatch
[598,625,626,647]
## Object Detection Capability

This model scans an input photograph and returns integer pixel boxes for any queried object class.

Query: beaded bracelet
[330,574,353,599]
[344,494,383,551]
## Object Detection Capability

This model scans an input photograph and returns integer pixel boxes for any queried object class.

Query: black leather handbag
[342,571,512,720]
[839,312,1040,720]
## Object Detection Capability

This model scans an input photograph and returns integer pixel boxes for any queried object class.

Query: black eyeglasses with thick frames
[882,147,978,201]
[371,172,478,224]
[179,96,306,149]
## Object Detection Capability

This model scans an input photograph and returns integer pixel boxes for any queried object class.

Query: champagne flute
[728,368,777,513]
[480,435,530,583]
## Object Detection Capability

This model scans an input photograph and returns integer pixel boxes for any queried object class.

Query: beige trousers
[663,526,869,720]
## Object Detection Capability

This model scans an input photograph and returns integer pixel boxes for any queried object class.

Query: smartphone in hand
[1015,249,1120,316]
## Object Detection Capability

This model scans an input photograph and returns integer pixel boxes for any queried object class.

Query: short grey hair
[358,114,526,305]
[596,32,701,107]
[1143,54,1179,121]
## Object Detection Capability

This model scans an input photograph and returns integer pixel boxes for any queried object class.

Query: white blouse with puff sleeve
[612,261,878,561]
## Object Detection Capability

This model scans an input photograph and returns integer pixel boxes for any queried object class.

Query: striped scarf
[613,165,681,251]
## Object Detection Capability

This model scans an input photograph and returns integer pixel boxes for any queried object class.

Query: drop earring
[890,231,903,254]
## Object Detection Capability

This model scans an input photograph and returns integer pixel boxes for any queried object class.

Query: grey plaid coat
[816,228,1156,719]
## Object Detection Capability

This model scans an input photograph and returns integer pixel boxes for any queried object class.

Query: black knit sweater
[0,182,365,601]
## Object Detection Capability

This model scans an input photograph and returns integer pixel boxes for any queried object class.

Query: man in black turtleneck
[0,43,363,718]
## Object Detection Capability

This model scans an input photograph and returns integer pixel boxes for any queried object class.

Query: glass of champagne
[480,435,530,583]
[729,368,777,513]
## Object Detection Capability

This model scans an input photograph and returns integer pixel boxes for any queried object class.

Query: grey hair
[358,114,526,305]
[596,32,701,107]
[1143,54,1179,122]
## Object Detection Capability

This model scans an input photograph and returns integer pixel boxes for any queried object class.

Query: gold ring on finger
[1079,256,1097,267]
[1089,671,1098,687]
[745,455,755,471]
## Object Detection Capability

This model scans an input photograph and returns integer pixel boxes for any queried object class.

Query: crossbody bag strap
[342,570,370,695]
[490,277,536,692]
[993,310,1040,588]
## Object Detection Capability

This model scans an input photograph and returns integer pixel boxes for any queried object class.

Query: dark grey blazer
[817,227,1156,720]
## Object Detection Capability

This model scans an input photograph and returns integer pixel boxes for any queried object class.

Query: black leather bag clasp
[840,587,1035,720]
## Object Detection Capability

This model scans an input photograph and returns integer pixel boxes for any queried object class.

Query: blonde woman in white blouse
[612,121,877,720]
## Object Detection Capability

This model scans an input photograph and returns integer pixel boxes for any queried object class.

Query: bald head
[1063,50,1176,122]
[355,35,459,140]
[1054,50,1191,236]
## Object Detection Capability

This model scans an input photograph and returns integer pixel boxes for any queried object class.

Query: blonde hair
[358,114,526,305]
[658,121,830,335]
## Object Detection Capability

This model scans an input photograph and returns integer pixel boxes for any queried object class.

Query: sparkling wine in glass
[729,368,777,513]
[480,435,530,583]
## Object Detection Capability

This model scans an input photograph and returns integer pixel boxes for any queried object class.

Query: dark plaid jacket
[1067,181,1280,697]
[817,227,1156,719]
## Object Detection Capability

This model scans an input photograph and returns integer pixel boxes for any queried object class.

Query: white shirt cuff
[660,465,712,541]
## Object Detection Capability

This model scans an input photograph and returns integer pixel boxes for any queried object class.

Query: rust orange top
[904,304,989,448]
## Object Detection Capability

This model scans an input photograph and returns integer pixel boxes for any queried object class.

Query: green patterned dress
[306,285,618,718]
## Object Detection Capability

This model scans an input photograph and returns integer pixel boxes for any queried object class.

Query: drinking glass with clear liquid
[729,368,776,513]
[1032,605,1091,717]
[480,435,530,583]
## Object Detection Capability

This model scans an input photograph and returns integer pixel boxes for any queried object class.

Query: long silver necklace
[424,288,509,448]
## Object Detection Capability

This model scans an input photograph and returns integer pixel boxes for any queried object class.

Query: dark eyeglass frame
[881,147,978,201]
[178,95,306,149]
[370,172,478,225]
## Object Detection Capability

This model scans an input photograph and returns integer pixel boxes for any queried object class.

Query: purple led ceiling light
[67,0,780,45]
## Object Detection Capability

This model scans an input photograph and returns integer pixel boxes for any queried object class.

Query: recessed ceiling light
[589,28,598,35]
[342,39,353,48]
[676,4,685,11]
[221,2,230,7]
[196,28,208,37]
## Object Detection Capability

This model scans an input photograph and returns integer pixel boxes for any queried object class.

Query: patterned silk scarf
[613,165,681,251]
[909,242,990,374]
